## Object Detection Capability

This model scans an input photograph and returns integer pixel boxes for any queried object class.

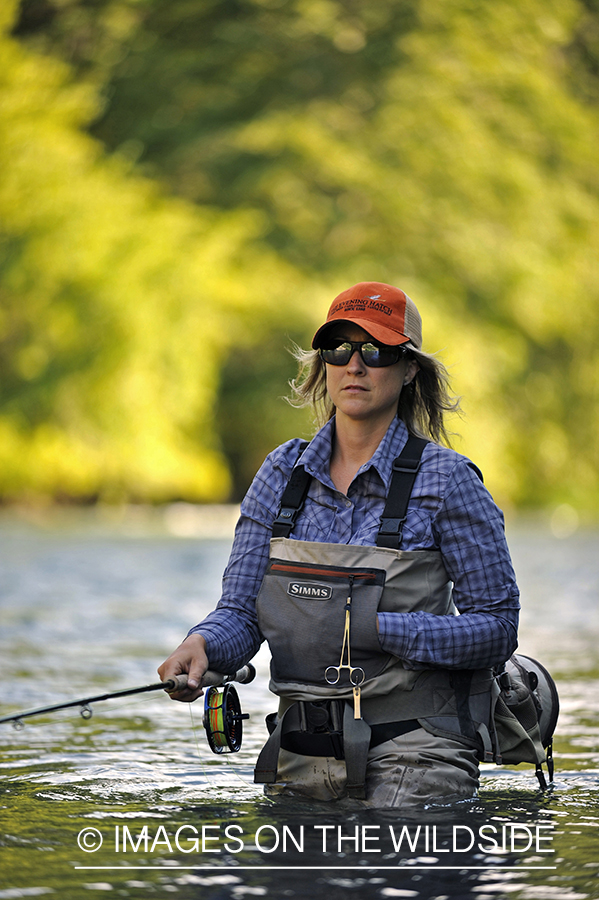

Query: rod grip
[163,663,256,693]
[164,673,190,692]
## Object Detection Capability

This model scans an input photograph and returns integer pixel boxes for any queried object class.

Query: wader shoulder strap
[376,436,428,550]
[272,435,428,547]
[271,442,310,538]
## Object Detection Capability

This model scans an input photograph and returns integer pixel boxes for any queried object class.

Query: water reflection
[0,511,598,898]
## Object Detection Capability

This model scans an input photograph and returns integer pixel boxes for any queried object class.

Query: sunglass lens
[360,343,401,367]
[360,343,383,366]
[320,342,352,365]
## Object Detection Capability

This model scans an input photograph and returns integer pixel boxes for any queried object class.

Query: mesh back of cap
[404,296,422,349]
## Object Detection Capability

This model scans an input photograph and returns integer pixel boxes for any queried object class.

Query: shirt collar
[298,419,336,488]
[366,417,410,489]
[299,416,410,491]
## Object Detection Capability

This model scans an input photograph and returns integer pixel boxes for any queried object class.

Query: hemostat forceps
[324,577,365,717]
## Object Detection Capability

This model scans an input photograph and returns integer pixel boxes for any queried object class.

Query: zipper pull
[346,573,354,610]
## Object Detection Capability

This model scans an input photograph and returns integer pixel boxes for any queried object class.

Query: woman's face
[324,323,418,427]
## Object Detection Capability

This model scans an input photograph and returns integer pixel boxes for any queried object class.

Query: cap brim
[312,318,412,349]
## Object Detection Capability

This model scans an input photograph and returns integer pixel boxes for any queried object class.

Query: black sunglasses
[319,340,410,368]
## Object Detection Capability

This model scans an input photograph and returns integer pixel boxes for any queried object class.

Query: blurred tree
[0,0,312,503]
[6,0,599,511]
[566,0,599,104]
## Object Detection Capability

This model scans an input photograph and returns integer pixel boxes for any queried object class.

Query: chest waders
[253,436,499,799]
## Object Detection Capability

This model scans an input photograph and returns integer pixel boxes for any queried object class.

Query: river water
[0,508,598,900]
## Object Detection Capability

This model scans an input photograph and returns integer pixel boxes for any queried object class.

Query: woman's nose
[347,348,366,372]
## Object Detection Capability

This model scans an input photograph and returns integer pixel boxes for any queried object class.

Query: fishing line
[191,695,254,793]
[187,696,274,801]
[188,704,221,786]
[186,702,250,795]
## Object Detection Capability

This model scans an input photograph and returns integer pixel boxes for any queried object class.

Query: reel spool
[203,683,249,753]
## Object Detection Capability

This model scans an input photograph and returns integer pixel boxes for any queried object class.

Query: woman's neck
[329,413,395,495]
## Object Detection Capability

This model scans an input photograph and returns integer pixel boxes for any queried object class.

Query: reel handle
[163,663,256,693]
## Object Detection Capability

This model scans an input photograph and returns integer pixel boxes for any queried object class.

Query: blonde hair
[288,344,460,445]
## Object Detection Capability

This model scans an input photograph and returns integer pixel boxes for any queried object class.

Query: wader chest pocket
[256,558,387,687]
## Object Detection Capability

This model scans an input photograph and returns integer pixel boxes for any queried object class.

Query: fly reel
[203,683,249,753]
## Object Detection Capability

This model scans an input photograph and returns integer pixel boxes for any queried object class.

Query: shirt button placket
[336,496,353,542]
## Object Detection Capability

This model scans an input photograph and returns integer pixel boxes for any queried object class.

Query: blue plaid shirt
[190,417,520,673]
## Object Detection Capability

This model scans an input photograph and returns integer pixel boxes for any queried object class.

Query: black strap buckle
[272,507,300,537]
[392,457,422,474]
[273,507,296,523]
[378,516,406,536]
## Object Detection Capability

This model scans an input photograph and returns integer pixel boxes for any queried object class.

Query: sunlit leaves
[0,0,311,502]
[4,0,599,513]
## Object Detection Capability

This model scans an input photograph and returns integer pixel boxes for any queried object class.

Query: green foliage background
[2,0,599,512]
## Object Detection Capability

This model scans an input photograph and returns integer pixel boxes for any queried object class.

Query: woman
[158,281,520,806]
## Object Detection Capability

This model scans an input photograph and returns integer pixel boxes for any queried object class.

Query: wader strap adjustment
[377,516,406,537]
[343,704,371,800]
[253,700,371,797]
[254,700,347,784]
[272,443,310,539]
[272,506,300,533]
[377,436,429,549]
[392,458,423,474]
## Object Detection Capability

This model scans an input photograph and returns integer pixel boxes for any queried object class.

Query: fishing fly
[0,664,255,754]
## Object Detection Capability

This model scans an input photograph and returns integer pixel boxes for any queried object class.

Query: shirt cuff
[376,611,410,659]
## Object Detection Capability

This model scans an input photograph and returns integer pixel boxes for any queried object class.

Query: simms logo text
[287,582,332,600]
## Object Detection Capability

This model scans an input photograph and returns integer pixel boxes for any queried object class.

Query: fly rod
[0,663,256,753]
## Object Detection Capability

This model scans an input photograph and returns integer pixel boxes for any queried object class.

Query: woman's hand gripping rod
[0,664,256,728]
[163,665,255,693]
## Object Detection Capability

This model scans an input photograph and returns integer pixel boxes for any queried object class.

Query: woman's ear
[403,359,420,385]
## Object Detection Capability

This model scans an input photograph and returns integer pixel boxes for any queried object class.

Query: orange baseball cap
[312,282,422,349]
